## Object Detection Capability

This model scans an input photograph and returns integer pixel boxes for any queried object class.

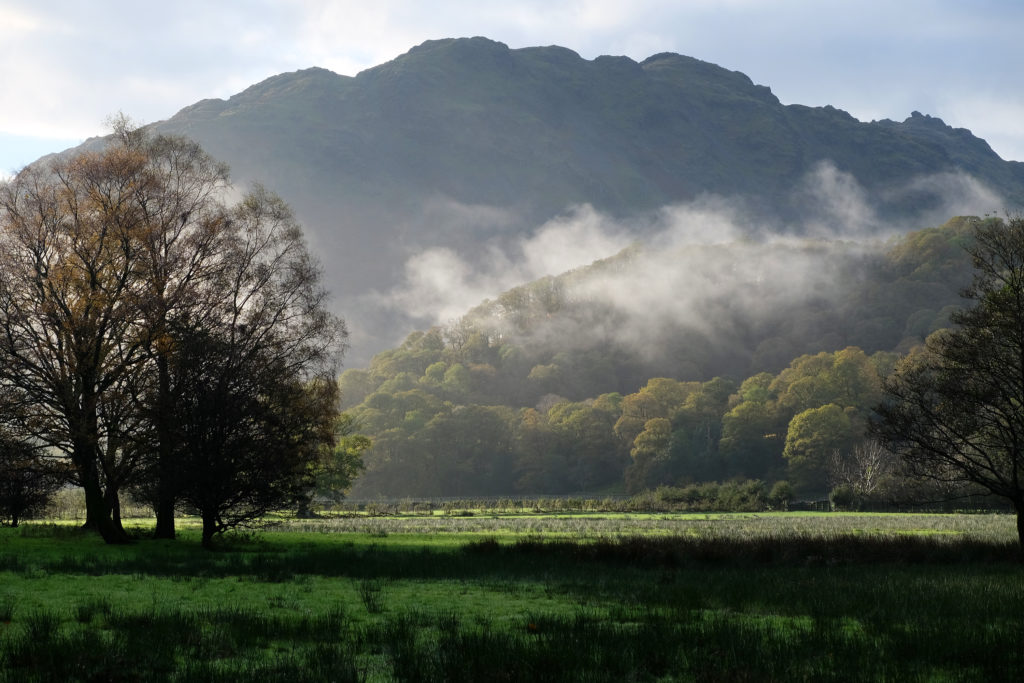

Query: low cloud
[372,165,1003,358]
[376,204,638,324]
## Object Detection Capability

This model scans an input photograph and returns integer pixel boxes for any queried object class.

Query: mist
[369,163,1001,365]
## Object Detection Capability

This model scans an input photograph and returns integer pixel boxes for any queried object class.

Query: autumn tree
[0,143,154,542]
[123,122,235,539]
[873,217,1024,546]
[0,120,344,543]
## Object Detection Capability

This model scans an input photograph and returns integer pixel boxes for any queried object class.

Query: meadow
[1,509,1022,681]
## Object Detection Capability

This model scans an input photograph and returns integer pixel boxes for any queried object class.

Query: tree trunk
[82,475,128,544]
[153,355,177,540]
[1016,501,1024,552]
[201,511,218,550]
[108,489,127,538]
[154,498,176,539]
[295,496,318,519]
[78,453,130,544]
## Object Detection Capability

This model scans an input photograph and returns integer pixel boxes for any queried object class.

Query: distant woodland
[341,216,981,499]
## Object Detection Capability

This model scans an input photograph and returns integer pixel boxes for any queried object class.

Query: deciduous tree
[0,432,65,527]
[168,326,339,548]
[873,217,1024,546]
[0,120,344,544]
[0,143,153,542]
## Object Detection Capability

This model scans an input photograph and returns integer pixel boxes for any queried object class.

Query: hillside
[55,37,1024,361]
[340,217,981,498]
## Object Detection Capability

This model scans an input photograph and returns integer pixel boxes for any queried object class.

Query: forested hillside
[341,216,980,498]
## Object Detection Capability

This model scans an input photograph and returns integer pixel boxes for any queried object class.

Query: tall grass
[2,588,1021,681]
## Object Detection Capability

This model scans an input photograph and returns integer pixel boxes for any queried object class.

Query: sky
[2,0,1023,179]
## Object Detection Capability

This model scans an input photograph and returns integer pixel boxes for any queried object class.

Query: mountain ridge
[36,37,1024,362]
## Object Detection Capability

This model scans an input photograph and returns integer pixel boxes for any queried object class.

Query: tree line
[0,119,349,546]
[344,343,905,501]
[340,215,1024,521]
[343,214,1024,547]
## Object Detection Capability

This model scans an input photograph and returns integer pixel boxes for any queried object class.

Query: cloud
[375,204,636,325]
[884,172,1005,225]
[375,194,757,332]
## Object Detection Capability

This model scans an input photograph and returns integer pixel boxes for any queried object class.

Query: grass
[0,512,1022,681]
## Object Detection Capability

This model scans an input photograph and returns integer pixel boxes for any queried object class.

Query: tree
[0,120,344,544]
[613,378,698,445]
[547,396,627,492]
[0,433,65,527]
[0,141,154,542]
[827,439,897,504]
[513,408,565,493]
[873,217,1024,546]
[719,399,785,480]
[624,417,672,493]
[304,413,370,513]
[783,404,856,495]
[169,326,339,548]
[128,124,233,540]
[767,480,794,510]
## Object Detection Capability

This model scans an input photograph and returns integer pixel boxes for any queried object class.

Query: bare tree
[828,439,896,500]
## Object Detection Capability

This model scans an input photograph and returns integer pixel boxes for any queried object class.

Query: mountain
[68,37,1024,362]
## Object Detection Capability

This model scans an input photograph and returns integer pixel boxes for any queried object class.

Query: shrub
[829,485,859,511]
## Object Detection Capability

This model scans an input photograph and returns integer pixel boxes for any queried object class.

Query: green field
[1,511,1022,681]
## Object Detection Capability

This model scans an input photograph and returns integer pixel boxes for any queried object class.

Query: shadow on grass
[1,528,1019,584]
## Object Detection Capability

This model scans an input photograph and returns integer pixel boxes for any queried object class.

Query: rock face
[104,37,1023,360]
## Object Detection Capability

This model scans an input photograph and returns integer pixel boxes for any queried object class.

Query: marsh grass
[1,512,1022,681]
[359,579,387,613]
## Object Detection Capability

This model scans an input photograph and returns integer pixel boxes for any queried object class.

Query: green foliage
[309,414,370,508]
[768,480,795,510]
[654,480,767,511]
[829,484,859,511]
[345,219,986,499]
[784,404,857,495]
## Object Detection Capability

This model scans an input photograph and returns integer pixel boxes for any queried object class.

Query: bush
[651,480,767,512]
[768,481,794,510]
[829,484,859,511]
